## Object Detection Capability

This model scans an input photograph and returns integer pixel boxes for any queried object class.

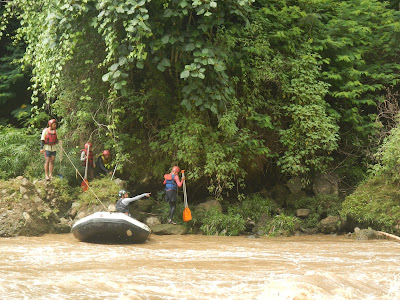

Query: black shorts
[165,189,177,203]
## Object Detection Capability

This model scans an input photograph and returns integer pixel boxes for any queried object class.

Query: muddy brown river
[0,234,399,299]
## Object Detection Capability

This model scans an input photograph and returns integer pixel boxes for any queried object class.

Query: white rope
[183,172,188,208]
[61,146,109,211]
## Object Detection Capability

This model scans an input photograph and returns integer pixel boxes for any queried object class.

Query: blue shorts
[45,150,56,158]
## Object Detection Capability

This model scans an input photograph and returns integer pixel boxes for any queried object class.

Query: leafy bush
[196,207,246,236]
[0,126,43,179]
[263,214,298,236]
[340,175,400,232]
[77,177,121,206]
[228,193,277,223]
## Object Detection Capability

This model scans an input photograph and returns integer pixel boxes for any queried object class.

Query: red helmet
[103,150,111,156]
[84,143,92,149]
[172,166,180,173]
[48,119,57,126]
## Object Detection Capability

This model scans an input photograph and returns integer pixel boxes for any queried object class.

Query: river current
[1,234,399,299]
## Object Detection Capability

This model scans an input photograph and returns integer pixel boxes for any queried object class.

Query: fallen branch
[377,231,400,242]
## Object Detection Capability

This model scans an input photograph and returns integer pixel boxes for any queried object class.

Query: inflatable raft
[71,212,151,244]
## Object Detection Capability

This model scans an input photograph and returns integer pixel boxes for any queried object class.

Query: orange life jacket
[44,128,58,145]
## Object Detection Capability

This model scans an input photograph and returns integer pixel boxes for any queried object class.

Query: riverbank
[1,176,399,240]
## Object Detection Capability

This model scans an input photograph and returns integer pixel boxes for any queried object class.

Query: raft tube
[71,212,151,244]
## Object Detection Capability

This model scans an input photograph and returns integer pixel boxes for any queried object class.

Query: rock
[270,185,290,207]
[19,186,28,195]
[76,212,86,220]
[313,173,339,195]
[22,212,31,222]
[349,228,381,240]
[108,204,116,212]
[145,216,161,227]
[150,224,186,235]
[134,198,156,213]
[287,176,302,194]
[113,178,125,187]
[296,209,310,218]
[318,215,341,234]
[21,178,30,187]
[196,199,222,212]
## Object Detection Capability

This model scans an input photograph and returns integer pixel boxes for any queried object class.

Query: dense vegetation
[1,0,400,233]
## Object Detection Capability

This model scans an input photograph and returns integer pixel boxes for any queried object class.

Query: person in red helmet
[80,142,95,181]
[96,149,113,176]
[40,119,59,180]
[163,165,185,224]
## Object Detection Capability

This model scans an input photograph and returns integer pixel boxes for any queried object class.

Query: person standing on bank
[40,119,59,181]
[163,166,185,225]
[96,150,113,176]
[116,190,151,216]
[80,142,95,181]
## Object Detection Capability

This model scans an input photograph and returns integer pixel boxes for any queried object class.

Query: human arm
[174,175,185,188]
[40,129,46,153]
[121,193,151,205]
[80,151,86,162]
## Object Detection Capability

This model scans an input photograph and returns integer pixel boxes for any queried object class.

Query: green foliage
[0,126,42,179]
[228,194,277,223]
[340,175,400,232]
[46,177,77,203]
[370,125,400,182]
[263,214,298,236]
[197,207,246,236]
[2,0,400,195]
[77,178,121,206]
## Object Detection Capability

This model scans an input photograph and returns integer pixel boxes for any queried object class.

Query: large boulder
[287,176,302,194]
[150,224,186,235]
[269,185,290,207]
[313,173,339,195]
[318,215,341,234]
[196,199,222,212]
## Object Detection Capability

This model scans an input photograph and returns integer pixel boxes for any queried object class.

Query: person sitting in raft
[96,149,113,176]
[116,190,151,216]
[80,142,95,181]
[163,166,185,225]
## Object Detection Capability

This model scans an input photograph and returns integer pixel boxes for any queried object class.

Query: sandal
[169,220,177,225]
[45,176,50,181]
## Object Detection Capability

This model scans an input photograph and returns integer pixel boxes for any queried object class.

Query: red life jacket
[44,128,58,145]
[81,149,94,166]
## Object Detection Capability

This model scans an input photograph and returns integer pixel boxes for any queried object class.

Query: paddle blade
[81,179,89,192]
[183,206,192,222]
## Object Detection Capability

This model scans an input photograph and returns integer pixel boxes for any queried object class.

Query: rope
[61,146,109,211]
[183,173,188,208]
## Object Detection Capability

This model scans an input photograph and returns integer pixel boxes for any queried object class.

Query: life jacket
[115,198,129,214]
[164,174,177,191]
[44,128,58,145]
[98,154,112,169]
[81,149,94,166]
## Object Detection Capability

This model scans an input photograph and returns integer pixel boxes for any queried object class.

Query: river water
[0,234,399,299]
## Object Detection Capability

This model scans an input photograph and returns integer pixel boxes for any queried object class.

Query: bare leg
[44,156,50,180]
[49,156,55,178]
